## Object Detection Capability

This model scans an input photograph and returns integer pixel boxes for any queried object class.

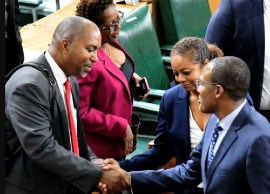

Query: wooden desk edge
[20,0,148,51]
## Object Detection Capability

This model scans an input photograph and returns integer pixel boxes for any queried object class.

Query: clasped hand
[97,158,130,194]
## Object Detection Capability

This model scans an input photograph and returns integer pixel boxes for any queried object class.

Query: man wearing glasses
[101,56,270,194]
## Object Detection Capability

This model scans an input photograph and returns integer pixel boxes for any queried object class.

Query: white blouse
[189,107,204,149]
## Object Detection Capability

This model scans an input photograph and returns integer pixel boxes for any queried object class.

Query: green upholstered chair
[37,0,73,17]
[118,4,170,135]
[119,4,169,91]
[157,0,212,54]
[18,0,43,21]
[19,0,73,24]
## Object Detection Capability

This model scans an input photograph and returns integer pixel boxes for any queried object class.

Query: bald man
[5,16,126,194]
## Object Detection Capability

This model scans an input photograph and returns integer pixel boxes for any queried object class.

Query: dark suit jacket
[5,0,24,75]
[120,85,192,168]
[205,0,264,110]
[5,54,102,194]
[130,103,270,194]
[120,84,202,194]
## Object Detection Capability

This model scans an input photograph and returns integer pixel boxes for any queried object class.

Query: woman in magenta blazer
[76,0,145,161]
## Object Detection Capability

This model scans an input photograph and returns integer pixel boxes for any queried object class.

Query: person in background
[5,0,24,75]
[170,42,223,87]
[101,56,270,194]
[205,0,270,121]
[118,37,223,194]
[75,0,148,161]
[5,16,127,194]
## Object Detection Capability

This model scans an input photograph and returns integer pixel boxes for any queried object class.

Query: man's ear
[59,39,70,54]
[215,85,224,98]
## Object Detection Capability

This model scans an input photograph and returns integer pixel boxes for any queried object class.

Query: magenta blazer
[77,41,135,159]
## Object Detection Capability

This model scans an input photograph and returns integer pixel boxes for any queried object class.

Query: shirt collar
[218,99,247,131]
[45,51,67,86]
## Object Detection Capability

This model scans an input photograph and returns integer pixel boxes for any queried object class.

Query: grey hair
[51,16,90,45]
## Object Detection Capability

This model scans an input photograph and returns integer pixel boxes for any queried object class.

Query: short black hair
[210,56,250,100]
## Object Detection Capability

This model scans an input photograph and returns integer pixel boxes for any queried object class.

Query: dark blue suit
[130,103,270,194]
[120,84,203,194]
[205,0,264,110]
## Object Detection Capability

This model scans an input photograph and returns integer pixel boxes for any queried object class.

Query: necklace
[104,43,123,68]
[105,43,111,57]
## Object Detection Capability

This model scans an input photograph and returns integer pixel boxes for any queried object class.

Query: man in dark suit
[5,0,24,75]
[205,0,270,121]
[101,56,270,194]
[5,16,127,194]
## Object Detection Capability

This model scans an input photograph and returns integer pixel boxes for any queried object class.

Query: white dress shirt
[45,51,78,148]
[213,100,247,155]
[260,0,270,110]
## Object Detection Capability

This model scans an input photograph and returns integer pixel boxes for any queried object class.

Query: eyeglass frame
[195,80,218,89]
[99,11,124,34]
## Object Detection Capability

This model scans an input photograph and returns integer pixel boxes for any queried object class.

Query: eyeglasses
[195,80,218,89]
[99,11,124,34]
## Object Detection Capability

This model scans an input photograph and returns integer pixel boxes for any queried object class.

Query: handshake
[92,158,131,194]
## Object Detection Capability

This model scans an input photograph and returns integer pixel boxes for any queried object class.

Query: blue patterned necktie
[207,123,223,168]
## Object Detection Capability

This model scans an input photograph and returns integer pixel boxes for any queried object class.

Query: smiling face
[98,4,122,43]
[171,54,203,92]
[64,25,101,77]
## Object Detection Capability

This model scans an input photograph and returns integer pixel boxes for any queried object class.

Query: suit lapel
[70,77,89,158]
[55,87,72,151]
[99,44,133,101]
[201,116,218,177]
[176,86,192,153]
[206,127,238,179]
[205,104,251,187]
[103,54,129,89]
[33,54,72,150]
[70,77,79,110]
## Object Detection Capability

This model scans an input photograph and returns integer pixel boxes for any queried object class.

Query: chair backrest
[37,0,73,16]
[157,0,212,46]
[118,4,169,90]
